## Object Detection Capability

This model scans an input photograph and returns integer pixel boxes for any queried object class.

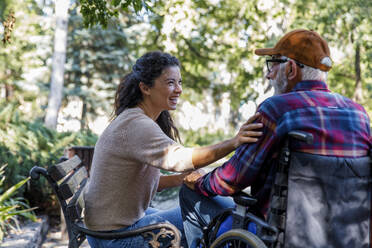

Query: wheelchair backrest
[268,131,371,248]
[285,152,371,248]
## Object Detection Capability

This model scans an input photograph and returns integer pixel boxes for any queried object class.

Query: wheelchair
[200,191,277,248]
[199,130,371,248]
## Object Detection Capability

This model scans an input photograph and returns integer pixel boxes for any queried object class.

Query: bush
[0,164,36,241]
[0,102,98,212]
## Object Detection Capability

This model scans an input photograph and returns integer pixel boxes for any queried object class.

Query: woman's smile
[169,96,179,106]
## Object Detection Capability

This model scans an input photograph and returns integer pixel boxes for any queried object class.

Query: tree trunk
[5,83,13,101]
[352,42,363,102]
[44,0,69,129]
[81,100,87,130]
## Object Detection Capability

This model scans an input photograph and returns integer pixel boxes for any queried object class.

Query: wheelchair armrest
[288,131,313,144]
[233,191,257,207]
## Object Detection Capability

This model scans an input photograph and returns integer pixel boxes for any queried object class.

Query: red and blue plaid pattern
[195,80,372,215]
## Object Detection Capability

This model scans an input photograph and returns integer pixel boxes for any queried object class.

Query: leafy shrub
[0,164,36,241]
[0,102,98,211]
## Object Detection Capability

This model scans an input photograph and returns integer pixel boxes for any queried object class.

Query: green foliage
[65,4,141,129]
[6,0,370,136]
[0,164,36,241]
[80,0,153,27]
[0,101,97,206]
[181,127,232,147]
[0,0,52,114]
[131,0,271,112]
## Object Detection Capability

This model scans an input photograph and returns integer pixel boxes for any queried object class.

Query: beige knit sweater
[84,107,194,231]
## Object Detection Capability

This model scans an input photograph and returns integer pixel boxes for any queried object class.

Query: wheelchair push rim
[210,229,267,248]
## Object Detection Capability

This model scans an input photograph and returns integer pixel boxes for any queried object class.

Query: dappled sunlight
[177,92,232,132]
[88,116,109,134]
[57,99,82,132]
[239,101,258,122]
[178,101,208,130]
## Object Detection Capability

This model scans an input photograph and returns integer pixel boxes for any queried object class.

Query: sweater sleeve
[125,114,195,172]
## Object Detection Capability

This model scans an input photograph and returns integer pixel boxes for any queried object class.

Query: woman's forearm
[191,114,262,169]
[191,138,236,169]
[157,173,189,191]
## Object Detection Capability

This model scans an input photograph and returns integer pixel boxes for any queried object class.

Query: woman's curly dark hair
[114,51,181,142]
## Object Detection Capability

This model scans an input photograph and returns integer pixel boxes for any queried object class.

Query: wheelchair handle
[288,131,313,144]
[29,166,48,180]
[233,192,257,206]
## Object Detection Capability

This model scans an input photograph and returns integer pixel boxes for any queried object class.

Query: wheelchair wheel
[210,229,267,248]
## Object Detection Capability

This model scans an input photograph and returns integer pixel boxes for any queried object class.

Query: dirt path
[42,226,89,248]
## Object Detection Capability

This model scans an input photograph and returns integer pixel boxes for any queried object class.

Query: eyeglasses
[265,58,304,73]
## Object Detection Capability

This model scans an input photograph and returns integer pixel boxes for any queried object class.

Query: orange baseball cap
[255,29,332,72]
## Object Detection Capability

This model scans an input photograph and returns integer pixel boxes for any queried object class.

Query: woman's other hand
[183,169,207,190]
[233,112,263,148]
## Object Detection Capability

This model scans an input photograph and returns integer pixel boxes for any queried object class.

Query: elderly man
[179,29,371,248]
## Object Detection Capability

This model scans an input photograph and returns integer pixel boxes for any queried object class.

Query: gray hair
[280,56,328,82]
[300,64,328,81]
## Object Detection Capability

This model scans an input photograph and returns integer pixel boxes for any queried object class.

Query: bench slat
[68,146,95,174]
[48,155,82,181]
[59,166,88,200]
[66,178,87,221]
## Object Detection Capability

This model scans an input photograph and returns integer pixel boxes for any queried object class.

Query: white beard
[269,64,288,95]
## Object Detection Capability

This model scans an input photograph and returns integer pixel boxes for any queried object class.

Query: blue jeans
[179,185,235,248]
[87,207,187,248]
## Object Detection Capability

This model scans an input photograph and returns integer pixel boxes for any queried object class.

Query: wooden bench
[30,151,181,248]
[64,146,95,174]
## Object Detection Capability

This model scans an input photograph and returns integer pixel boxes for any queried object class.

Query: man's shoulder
[257,93,295,114]
[257,90,326,118]
[258,91,369,118]
[260,94,286,105]
[321,92,369,116]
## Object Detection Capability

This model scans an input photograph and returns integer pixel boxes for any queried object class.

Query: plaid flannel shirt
[195,80,372,215]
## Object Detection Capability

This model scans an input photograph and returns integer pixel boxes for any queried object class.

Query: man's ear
[139,82,151,96]
[287,60,298,80]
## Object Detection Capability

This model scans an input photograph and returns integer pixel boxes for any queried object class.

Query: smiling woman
[83,51,263,248]
[138,65,182,118]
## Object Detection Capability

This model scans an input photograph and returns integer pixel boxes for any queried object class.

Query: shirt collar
[292,80,330,92]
